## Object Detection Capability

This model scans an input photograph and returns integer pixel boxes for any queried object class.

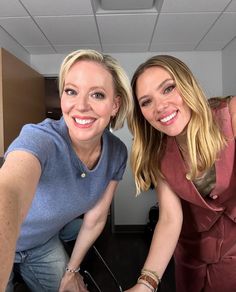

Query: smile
[160,111,177,123]
[74,118,95,125]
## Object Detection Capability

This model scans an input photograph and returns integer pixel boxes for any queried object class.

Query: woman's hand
[59,272,89,292]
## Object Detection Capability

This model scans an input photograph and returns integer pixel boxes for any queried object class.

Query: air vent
[100,0,154,10]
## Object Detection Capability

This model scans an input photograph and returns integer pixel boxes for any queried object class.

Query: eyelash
[163,84,176,94]
[140,99,151,107]
[92,92,105,99]
[64,88,105,100]
[64,88,77,96]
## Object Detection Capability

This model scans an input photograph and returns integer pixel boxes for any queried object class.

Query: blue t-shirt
[5,117,127,251]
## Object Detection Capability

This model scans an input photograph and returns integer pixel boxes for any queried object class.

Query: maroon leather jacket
[161,100,236,263]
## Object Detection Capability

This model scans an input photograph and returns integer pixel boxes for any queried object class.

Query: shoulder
[228,96,236,137]
[103,129,127,156]
[228,96,236,115]
[18,117,67,145]
[209,96,236,137]
[208,96,232,110]
[5,118,68,164]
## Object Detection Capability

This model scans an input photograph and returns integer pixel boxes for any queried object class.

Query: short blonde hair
[59,49,132,130]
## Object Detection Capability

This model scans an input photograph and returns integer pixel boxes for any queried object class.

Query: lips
[159,111,177,123]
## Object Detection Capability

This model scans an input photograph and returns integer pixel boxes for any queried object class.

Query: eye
[140,98,151,107]
[163,84,176,94]
[64,88,77,96]
[91,92,105,100]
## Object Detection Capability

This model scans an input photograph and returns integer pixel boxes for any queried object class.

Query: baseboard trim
[112,224,146,234]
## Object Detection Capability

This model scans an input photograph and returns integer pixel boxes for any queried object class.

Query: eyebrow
[64,83,106,92]
[137,78,173,102]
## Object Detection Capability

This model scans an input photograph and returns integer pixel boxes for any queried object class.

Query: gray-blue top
[5,117,127,251]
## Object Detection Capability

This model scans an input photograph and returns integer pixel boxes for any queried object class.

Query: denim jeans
[6,218,82,292]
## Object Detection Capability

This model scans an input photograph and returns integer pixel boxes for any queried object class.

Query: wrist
[65,266,80,274]
[137,268,161,292]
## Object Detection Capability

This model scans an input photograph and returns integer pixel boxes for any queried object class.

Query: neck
[73,139,102,170]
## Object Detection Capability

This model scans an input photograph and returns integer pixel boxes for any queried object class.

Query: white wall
[222,38,236,96]
[0,27,30,65]
[31,51,223,226]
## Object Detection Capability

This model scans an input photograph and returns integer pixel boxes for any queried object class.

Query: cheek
[140,107,152,121]
[60,97,71,113]
[183,104,191,123]
[97,103,114,116]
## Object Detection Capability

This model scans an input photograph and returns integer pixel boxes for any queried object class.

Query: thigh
[175,259,206,292]
[5,271,14,292]
[205,244,236,292]
[17,235,69,292]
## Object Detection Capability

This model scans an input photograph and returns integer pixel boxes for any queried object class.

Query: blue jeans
[6,218,82,292]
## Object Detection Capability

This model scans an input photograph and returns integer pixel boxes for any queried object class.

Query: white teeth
[160,111,177,123]
[75,118,93,125]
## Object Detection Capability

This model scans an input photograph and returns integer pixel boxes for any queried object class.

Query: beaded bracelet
[65,266,80,273]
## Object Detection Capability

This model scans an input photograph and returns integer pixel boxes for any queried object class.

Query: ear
[111,95,121,117]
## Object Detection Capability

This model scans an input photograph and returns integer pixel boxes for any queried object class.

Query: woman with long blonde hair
[125,55,236,292]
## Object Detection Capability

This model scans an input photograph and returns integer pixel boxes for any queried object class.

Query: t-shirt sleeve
[4,123,54,169]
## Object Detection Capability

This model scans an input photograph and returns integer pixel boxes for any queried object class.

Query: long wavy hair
[128,55,226,194]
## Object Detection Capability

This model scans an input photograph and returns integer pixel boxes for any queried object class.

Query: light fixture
[100,0,154,10]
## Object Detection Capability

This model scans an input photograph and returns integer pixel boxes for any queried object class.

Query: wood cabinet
[0,48,46,156]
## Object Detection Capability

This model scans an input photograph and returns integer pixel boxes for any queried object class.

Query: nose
[155,98,168,113]
[75,94,91,112]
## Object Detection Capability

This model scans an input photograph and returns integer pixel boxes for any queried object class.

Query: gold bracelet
[137,281,154,292]
[138,274,158,290]
[141,268,161,284]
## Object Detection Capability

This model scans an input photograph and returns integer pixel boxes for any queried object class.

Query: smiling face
[135,66,191,137]
[61,60,120,144]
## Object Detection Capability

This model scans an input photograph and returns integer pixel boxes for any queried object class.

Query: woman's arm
[125,176,183,291]
[0,150,41,290]
[59,180,119,292]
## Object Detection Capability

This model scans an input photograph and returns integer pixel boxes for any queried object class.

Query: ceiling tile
[196,41,228,51]
[25,45,56,54]
[97,14,157,46]
[102,43,150,53]
[34,16,100,45]
[161,0,231,13]
[196,12,236,50]
[20,0,94,16]
[0,0,28,17]
[150,42,196,52]
[54,44,102,54]
[151,13,220,46]
[0,17,50,46]
[225,0,236,12]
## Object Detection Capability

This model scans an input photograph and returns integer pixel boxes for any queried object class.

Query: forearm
[67,216,107,270]
[0,192,21,290]
[143,218,182,279]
